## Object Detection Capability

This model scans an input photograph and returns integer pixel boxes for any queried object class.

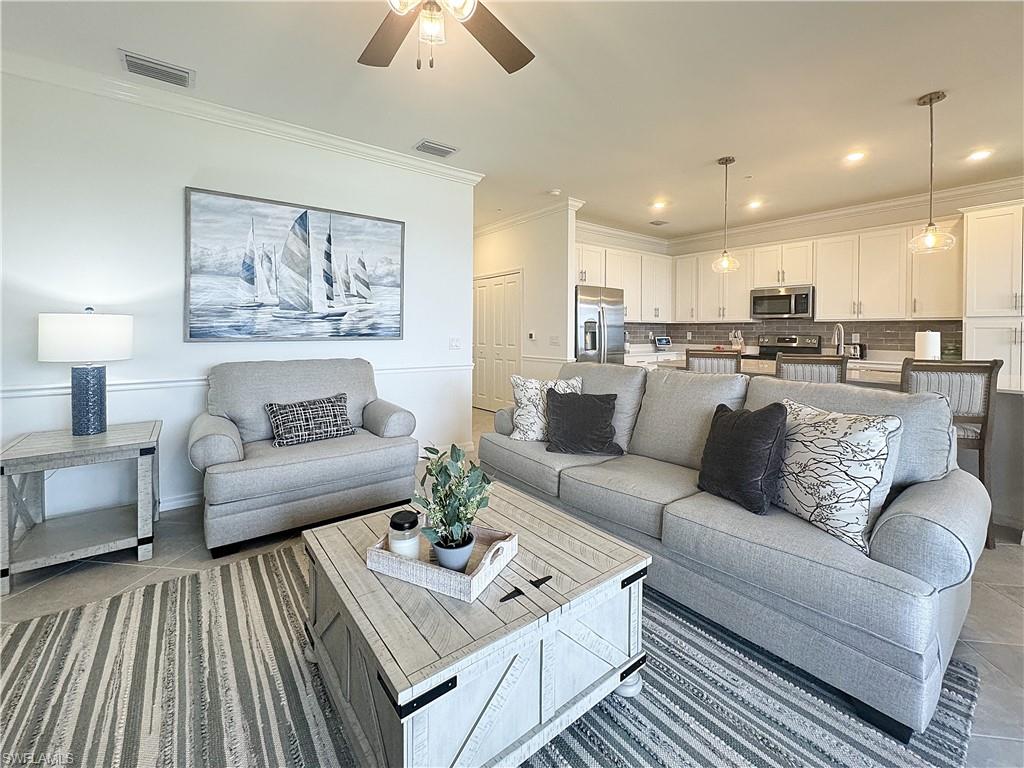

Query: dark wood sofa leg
[209,543,241,559]
[851,698,914,744]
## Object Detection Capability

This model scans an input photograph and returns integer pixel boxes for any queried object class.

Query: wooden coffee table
[303,481,651,768]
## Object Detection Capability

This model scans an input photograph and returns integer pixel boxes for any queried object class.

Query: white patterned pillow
[773,398,903,554]
[510,375,583,441]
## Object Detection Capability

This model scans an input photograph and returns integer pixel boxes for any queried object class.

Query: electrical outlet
[549,335,560,347]
[448,336,462,351]
[686,331,693,340]
[851,333,861,343]
[528,331,535,340]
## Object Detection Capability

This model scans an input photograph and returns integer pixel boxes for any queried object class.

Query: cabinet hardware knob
[782,270,786,282]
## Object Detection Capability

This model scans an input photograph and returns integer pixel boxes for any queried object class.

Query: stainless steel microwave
[750,286,814,319]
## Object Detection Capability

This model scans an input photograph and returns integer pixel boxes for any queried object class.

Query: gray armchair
[188,358,418,554]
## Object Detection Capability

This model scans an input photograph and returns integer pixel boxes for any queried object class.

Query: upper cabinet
[814,228,907,321]
[909,218,962,319]
[674,256,697,322]
[576,244,606,286]
[641,254,674,322]
[964,204,1024,317]
[696,249,752,322]
[752,241,813,287]
[605,248,642,321]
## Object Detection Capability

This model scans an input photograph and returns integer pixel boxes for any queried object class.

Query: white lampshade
[38,312,133,363]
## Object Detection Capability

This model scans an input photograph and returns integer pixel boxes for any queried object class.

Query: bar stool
[686,350,741,374]
[900,358,1003,548]
[775,354,849,383]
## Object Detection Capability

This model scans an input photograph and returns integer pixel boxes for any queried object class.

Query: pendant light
[712,156,740,273]
[908,91,956,255]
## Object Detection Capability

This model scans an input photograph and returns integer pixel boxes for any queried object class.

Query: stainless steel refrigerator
[575,285,625,364]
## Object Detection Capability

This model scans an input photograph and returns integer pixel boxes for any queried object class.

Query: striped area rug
[1,546,976,768]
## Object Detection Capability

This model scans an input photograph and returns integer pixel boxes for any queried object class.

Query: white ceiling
[3,2,1022,237]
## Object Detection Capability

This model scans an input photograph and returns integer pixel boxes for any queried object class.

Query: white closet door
[472,272,522,411]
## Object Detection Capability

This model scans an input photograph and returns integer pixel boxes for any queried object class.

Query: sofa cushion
[661,492,937,653]
[509,375,582,441]
[560,455,701,538]
[743,377,956,491]
[265,392,355,447]
[546,391,623,456]
[208,358,379,443]
[204,428,417,505]
[558,362,647,451]
[628,370,749,470]
[477,433,614,497]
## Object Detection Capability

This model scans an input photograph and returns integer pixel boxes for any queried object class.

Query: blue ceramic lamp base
[71,365,107,436]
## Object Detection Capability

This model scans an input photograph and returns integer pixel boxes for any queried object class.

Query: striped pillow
[265,393,355,447]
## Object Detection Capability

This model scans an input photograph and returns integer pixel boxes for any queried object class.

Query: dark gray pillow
[698,402,787,514]
[265,392,354,447]
[545,391,624,456]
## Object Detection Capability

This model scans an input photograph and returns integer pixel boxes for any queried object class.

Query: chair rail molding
[0,52,484,187]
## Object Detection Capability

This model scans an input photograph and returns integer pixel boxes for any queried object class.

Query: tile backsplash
[626,319,962,355]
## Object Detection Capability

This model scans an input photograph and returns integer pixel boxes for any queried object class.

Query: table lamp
[38,308,134,436]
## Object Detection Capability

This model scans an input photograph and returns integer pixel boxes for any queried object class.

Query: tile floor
[1,407,1021,767]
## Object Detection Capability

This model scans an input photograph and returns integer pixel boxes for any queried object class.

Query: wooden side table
[0,420,161,596]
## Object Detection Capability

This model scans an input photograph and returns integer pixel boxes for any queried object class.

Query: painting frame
[184,186,406,342]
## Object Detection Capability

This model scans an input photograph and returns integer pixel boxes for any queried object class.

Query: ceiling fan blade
[358,8,421,67]
[462,2,534,74]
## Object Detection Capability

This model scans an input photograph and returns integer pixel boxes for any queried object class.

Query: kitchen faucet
[831,323,845,355]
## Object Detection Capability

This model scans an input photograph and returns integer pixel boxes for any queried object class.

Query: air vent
[119,50,194,88]
[649,220,669,226]
[414,139,458,158]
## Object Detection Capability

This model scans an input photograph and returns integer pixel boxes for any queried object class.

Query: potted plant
[414,444,491,572]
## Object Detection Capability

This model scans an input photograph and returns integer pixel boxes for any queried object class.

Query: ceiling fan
[358,0,534,73]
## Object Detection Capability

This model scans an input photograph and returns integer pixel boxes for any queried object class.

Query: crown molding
[474,197,586,238]
[575,219,671,254]
[1,52,485,187]
[959,198,1024,214]
[667,176,1024,253]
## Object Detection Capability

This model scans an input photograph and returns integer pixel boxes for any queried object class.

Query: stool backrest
[775,354,848,384]
[899,358,1003,447]
[686,350,741,374]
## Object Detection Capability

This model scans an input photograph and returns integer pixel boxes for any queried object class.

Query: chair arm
[363,399,416,438]
[188,413,244,472]
[869,469,990,591]
[494,407,514,436]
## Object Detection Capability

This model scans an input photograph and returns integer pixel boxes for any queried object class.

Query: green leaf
[421,527,439,543]
[424,446,440,456]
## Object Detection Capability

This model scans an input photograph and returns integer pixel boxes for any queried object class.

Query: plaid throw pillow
[265,393,355,447]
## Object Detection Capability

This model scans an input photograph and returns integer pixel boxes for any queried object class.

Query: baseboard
[160,491,203,511]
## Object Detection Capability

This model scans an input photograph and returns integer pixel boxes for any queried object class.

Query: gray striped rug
[1,546,976,768]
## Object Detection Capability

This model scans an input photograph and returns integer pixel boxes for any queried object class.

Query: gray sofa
[188,358,418,553]
[479,362,990,738]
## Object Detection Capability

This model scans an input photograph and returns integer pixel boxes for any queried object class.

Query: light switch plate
[851,333,861,343]
[448,336,462,350]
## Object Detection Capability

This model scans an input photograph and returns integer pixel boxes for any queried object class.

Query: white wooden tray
[365,524,518,603]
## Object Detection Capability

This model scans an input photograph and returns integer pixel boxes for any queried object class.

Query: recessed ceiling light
[651,200,667,210]
[845,151,866,163]
[967,149,993,161]
[747,200,763,209]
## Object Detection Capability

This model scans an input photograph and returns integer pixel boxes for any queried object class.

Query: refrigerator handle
[598,307,606,363]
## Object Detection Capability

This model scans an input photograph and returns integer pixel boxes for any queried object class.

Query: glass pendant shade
[909,223,957,255]
[419,1,446,44]
[440,0,477,21]
[388,0,420,15]
[711,251,740,274]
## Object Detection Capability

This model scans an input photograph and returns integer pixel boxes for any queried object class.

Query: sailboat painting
[185,188,404,341]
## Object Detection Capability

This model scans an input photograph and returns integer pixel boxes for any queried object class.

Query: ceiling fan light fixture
[440,0,477,22]
[418,0,446,44]
[387,0,421,15]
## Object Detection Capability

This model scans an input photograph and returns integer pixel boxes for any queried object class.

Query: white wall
[1,66,479,516]
[473,204,576,380]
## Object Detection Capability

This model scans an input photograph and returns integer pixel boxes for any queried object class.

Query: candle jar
[388,510,421,559]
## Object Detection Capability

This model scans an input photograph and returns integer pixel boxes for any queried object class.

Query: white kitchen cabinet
[641,253,673,322]
[576,244,606,286]
[781,241,814,285]
[696,249,751,322]
[909,219,963,319]
[605,248,642,321]
[753,245,783,288]
[752,241,813,287]
[964,204,1024,317]
[964,317,1023,386]
[814,235,860,320]
[674,256,697,322]
[857,228,907,320]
